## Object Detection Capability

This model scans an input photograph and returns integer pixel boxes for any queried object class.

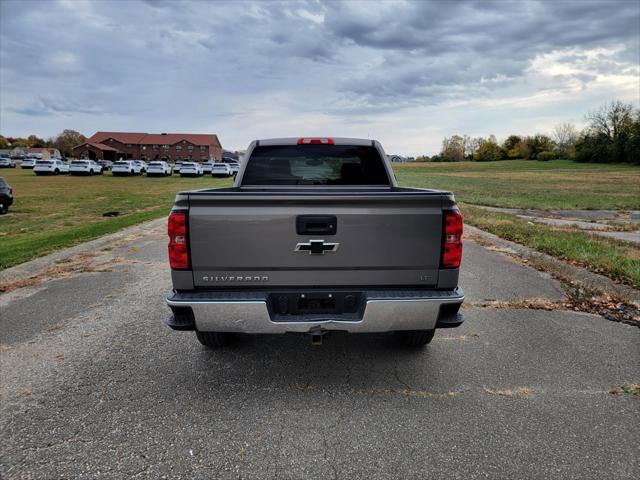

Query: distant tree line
[423,101,639,164]
[0,129,86,157]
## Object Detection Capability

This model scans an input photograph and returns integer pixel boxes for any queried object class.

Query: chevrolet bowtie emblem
[295,240,339,255]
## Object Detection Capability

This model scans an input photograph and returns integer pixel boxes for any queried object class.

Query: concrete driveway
[1,222,638,479]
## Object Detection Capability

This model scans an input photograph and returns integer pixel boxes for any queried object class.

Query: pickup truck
[165,137,464,348]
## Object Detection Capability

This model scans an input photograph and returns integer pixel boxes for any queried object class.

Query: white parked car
[33,159,70,175]
[132,160,148,173]
[21,156,39,169]
[111,160,143,176]
[172,162,183,174]
[226,161,240,175]
[179,162,204,177]
[70,159,103,175]
[147,161,172,176]
[212,163,232,177]
[0,154,16,168]
[201,162,215,174]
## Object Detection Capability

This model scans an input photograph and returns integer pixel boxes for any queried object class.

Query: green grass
[397,160,640,288]
[394,160,640,210]
[0,169,232,269]
[462,204,640,288]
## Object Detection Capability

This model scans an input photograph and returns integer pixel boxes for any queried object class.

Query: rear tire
[195,331,234,348]
[54,169,59,175]
[400,329,435,347]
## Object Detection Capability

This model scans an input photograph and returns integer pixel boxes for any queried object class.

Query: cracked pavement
[1,222,638,479]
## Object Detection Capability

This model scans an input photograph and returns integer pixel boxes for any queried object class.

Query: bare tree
[462,135,481,160]
[586,101,634,142]
[553,122,578,158]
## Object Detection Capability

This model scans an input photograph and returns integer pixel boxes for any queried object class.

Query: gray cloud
[12,96,107,117]
[324,0,639,105]
[0,0,638,154]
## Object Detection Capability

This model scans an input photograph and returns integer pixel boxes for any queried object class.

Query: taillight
[297,137,334,145]
[168,212,189,270]
[441,210,463,269]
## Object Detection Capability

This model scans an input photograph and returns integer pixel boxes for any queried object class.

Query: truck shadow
[184,331,458,397]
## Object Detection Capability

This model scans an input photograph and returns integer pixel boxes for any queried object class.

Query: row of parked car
[0,154,240,178]
[108,160,238,177]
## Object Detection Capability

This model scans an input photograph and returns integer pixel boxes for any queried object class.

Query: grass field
[0,169,232,269]
[1,160,639,285]
[394,160,640,210]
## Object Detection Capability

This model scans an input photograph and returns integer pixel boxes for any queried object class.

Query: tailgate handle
[296,215,337,235]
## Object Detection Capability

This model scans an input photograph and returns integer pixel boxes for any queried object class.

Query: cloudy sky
[1,0,639,155]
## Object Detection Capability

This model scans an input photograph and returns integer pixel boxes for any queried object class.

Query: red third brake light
[441,210,463,269]
[297,137,334,145]
[168,212,189,270]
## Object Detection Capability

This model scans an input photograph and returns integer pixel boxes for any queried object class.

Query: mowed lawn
[0,169,232,269]
[394,160,640,210]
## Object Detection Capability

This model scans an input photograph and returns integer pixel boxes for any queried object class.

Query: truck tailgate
[188,191,446,288]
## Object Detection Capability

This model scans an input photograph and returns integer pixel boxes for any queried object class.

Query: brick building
[73,132,222,162]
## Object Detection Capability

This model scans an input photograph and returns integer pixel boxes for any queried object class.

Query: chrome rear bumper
[166,288,464,334]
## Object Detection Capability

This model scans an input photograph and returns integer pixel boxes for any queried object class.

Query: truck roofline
[253,137,376,147]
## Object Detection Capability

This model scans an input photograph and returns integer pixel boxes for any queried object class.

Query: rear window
[36,161,52,165]
[114,161,129,166]
[72,161,88,165]
[242,145,389,186]
[149,162,162,166]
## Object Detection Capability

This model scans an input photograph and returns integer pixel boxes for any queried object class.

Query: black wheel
[54,169,59,175]
[89,170,93,176]
[0,202,6,214]
[195,331,234,348]
[400,329,435,347]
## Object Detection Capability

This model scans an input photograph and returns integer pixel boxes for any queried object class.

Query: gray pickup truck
[166,137,464,347]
